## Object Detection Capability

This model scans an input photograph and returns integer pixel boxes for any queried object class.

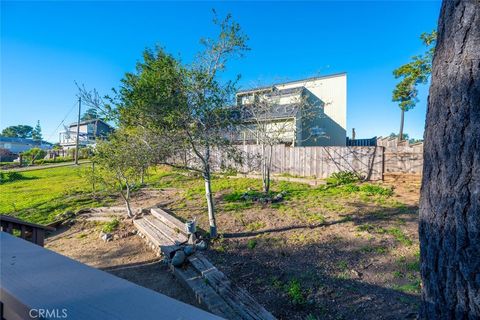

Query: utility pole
[74,97,81,165]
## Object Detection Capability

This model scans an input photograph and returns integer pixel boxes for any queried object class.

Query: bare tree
[237,84,328,194]
[419,0,479,318]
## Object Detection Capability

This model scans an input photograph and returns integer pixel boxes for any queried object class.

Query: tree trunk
[203,147,217,238]
[419,1,479,319]
[120,182,134,218]
[261,144,268,194]
[204,170,217,238]
[399,108,405,141]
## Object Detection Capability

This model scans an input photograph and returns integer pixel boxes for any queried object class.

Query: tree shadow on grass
[0,172,39,184]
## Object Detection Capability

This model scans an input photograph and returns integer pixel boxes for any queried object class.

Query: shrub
[326,171,361,186]
[22,147,47,164]
[247,239,257,250]
[359,184,394,196]
[102,219,119,233]
[285,279,306,305]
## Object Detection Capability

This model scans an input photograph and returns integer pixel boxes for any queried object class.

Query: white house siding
[275,73,347,146]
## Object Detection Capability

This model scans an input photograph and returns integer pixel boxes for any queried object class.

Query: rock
[101,232,113,242]
[171,250,186,267]
[183,245,195,256]
[351,269,363,278]
[196,240,208,251]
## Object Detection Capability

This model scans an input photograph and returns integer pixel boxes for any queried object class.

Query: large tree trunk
[419,1,480,319]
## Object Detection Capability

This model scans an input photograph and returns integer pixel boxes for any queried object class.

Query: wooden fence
[377,137,424,175]
[210,139,423,180]
[212,144,384,180]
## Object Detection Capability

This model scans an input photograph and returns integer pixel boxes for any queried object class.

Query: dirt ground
[44,189,201,309]
[45,177,422,320]
[169,176,422,320]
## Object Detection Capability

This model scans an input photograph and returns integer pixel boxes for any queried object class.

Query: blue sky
[1,1,441,143]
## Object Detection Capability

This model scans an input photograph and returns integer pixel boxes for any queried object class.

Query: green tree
[92,128,153,217]
[32,121,42,141]
[1,125,33,138]
[81,107,100,121]
[392,30,436,141]
[115,13,248,237]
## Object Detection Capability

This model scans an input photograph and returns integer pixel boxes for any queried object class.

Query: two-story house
[235,73,347,146]
[59,119,113,149]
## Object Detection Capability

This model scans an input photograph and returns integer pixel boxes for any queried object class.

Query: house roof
[0,137,51,145]
[68,119,112,128]
[237,72,347,94]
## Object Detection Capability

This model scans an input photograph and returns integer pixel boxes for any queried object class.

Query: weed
[393,271,404,278]
[246,221,266,231]
[393,280,421,294]
[358,184,394,196]
[270,277,283,289]
[326,171,360,186]
[337,260,348,271]
[102,219,119,233]
[386,227,413,246]
[285,279,306,305]
[247,239,257,250]
[406,260,420,272]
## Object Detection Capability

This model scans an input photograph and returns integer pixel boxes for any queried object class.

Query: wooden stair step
[143,215,188,245]
[133,219,180,256]
[171,263,239,319]
[189,254,275,320]
[151,208,188,236]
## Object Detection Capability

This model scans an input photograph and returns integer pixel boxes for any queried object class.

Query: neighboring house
[0,137,52,154]
[235,73,347,146]
[59,119,113,149]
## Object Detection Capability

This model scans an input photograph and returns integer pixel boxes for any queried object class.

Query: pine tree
[32,120,42,141]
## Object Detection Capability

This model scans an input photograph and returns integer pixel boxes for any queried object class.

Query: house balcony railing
[0,214,55,246]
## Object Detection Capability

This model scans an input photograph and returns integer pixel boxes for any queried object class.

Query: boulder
[101,232,112,242]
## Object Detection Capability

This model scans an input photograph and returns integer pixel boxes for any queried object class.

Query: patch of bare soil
[44,190,201,309]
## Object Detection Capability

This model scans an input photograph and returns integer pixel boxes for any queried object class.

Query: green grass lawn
[0,165,110,224]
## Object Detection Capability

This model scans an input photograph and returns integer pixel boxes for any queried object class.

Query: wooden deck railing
[0,232,222,320]
[0,215,55,246]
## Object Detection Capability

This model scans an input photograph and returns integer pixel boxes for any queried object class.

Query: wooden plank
[143,215,188,244]
[171,264,238,319]
[189,254,275,320]
[0,232,222,320]
[133,219,180,256]
[150,208,188,235]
